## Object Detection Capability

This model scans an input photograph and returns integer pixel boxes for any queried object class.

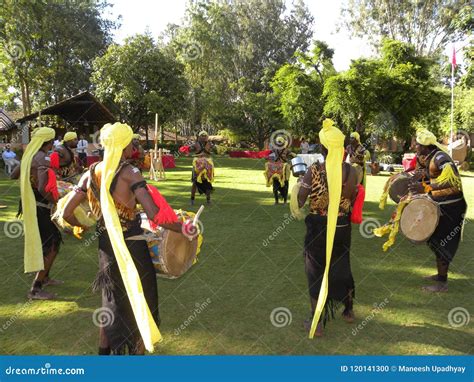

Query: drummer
[52,131,82,181]
[408,128,467,292]
[131,133,145,169]
[11,127,62,299]
[62,122,182,355]
[346,132,367,186]
[292,119,359,337]
[189,131,215,205]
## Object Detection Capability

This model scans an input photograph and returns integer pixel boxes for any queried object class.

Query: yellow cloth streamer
[63,132,77,142]
[20,127,56,273]
[309,119,345,339]
[379,174,397,210]
[416,128,447,152]
[350,131,360,143]
[290,182,306,220]
[433,163,462,190]
[100,122,162,352]
[373,199,410,251]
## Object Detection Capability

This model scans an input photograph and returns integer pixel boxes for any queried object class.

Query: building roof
[16,91,116,127]
[0,110,16,132]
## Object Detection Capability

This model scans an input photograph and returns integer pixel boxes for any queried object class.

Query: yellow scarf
[308,119,345,339]
[21,127,56,273]
[99,122,162,352]
[63,131,77,142]
[350,131,360,143]
[416,128,447,153]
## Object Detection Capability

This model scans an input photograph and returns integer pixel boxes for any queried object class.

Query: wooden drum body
[400,196,440,243]
[389,173,411,203]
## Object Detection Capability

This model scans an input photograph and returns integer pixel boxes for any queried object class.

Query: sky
[105,0,461,71]
[105,0,374,71]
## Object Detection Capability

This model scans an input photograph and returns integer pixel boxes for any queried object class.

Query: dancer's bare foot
[423,274,442,281]
[422,283,448,293]
[342,310,355,323]
[43,278,64,287]
[27,290,57,300]
[303,319,323,337]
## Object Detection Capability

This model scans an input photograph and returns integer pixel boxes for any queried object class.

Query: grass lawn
[0,157,473,355]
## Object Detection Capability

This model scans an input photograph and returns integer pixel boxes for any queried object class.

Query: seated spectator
[2,144,20,174]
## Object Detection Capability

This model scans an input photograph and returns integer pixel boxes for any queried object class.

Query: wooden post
[149,113,165,181]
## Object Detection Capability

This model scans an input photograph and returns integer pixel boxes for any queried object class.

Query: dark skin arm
[409,153,458,194]
[121,165,182,233]
[10,163,20,179]
[63,172,89,228]
[35,155,56,203]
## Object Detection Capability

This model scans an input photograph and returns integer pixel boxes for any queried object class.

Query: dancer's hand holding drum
[408,178,424,195]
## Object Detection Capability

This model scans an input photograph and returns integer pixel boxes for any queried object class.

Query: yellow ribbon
[21,127,56,273]
[309,119,345,339]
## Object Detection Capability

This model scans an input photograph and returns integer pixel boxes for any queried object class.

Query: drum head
[389,175,410,203]
[400,197,440,243]
[162,230,198,277]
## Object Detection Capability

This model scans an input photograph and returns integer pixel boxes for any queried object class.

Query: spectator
[2,144,20,173]
[300,137,310,154]
[76,134,89,167]
[53,135,63,148]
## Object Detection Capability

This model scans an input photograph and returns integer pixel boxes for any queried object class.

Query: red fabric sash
[351,184,365,224]
[146,185,178,230]
[44,169,59,202]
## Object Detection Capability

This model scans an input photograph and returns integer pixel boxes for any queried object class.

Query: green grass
[0,157,473,355]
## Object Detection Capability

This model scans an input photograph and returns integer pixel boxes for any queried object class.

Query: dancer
[291,119,361,337]
[189,131,214,205]
[52,131,82,181]
[62,122,182,355]
[346,132,367,186]
[269,136,295,204]
[12,127,62,299]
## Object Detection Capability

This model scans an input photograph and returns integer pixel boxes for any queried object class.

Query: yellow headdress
[198,130,208,137]
[133,133,141,140]
[416,128,447,152]
[63,131,77,142]
[350,131,360,143]
[309,118,345,339]
[100,122,162,352]
[20,127,55,273]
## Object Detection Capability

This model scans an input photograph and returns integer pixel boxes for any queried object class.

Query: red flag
[451,46,457,68]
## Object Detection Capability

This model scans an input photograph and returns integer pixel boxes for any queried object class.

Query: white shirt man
[76,136,88,167]
[2,145,20,172]
[300,139,310,154]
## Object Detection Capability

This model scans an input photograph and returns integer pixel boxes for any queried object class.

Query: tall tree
[341,0,472,55]
[0,0,116,115]
[91,34,189,132]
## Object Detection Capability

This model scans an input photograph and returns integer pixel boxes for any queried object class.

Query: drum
[388,172,411,203]
[57,181,73,199]
[352,164,363,184]
[51,192,97,237]
[290,157,307,177]
[400,196,440,243]
[140,211,202,279]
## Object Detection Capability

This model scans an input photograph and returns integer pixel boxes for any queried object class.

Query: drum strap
[125,235,147,241]
[37,201,53,210]
[434,197,463,205]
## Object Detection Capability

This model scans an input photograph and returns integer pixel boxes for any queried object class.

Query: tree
[91,34,189,132]
[0,0,116,115]
[323,39,445,148]
[272,41,336,136]
[341,0,472,55]
[168,0,314,146]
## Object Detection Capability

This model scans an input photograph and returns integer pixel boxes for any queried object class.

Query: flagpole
[449,45,456,157]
